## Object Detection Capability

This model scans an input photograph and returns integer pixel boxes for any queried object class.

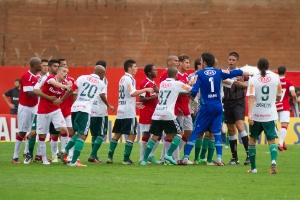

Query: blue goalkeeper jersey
[191,67,243,105]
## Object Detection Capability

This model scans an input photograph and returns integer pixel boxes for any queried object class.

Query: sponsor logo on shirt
[258,76,271,83]
[205,70,216,76]
[161,83,171,88]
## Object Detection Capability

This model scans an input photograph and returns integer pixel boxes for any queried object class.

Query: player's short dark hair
[48,59,60,67]
[144,64,154,76]
[194,58,201,71]
[15,78,21,83]
[41,59,48,63]
[58,58,66,64]
[201,52,215,67]
[278,66,286,75]
[95,60,107,68]
[229,52,239,61]
[257,58,269,77]
[178,54,189,62]
[124,59,136,72]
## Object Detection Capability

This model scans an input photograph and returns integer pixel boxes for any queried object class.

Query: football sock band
[207,138,215,162]
[200,136,209,159]
[167,134,182,156]
[269,143,278,162]
[90,136,104,158]
[71,137,85,164]
[143,138,156,162]
[279,126,287,146]
[178,136,187,151]
[50,136,58,158]
[194,138,202,161]
[140,140,147,161]
[38,137,47,162]
[214,132,222,162]
[60,133,68,151]
[24,135,29,154]
[241,135,249,157]
[108,138,118,159]
[28,135,36,157]
[65,134,79,154]
[124,140,134,162]
[248,145,256,170]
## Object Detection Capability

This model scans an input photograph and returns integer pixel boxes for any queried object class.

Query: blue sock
[214,132,223,161]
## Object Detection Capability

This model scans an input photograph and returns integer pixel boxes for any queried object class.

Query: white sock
[13,139,23,159]
[178,140,186,152]
[50,140,58,158]
[36,140,41,156]
[279,127,287,146]
[160,140,171,161]
[239,130,248,137]
[172,146,180,162]
[24,136,29,154]
[140,141,147,161]
[60,136,68,152]
[39,140,47,162]
[149,140,160,157]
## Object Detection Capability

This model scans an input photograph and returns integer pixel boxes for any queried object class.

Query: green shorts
[112,118,137,135]
[249,120,278,140]
[149,119,181,137]
[71,112,90,135]
[90,116,108,137]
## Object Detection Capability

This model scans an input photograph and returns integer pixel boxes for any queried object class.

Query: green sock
[28,136,36,157]
[167,135,182,156]
[194,138,202,161]
[143,138,155,162]
[65,134,79,154]
[248,145,256,170]
[124,140,134,162]
[200,136,209,159]
[108,138,118,159]
[90,136,103,158]
[91,136,96,150]
[269,143,278,162]
[71,137,85,164]
[225,132,230,146]
[207,138,215,162]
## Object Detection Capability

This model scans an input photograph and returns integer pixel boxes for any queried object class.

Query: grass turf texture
[1,142,299,200]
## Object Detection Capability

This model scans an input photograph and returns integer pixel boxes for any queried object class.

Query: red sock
[16,135,23,141]
[182,136,188,142]
[50,136,58,142]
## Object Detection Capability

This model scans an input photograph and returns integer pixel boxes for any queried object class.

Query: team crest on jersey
[258,76,271,83]
[161,83,171,88]
[204,70,216,76]
[87,76,99,83]
[120,77,125,83]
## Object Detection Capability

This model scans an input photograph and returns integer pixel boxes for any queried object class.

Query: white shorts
[17,104,36,132]
[177,115,193,131]
[278,111,290,123]
[65,115,72,127]
[139,124,151,133]
[36,109,66,134]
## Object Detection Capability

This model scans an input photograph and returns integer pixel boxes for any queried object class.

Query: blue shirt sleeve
[191,71,200,97]
[222,69,243,80]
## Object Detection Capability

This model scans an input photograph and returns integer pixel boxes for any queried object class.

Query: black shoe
[244,157,250,165]
[23,153,32,164]
[227,158,240,165]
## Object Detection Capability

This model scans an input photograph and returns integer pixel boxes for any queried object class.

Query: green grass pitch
[0,142,299,200]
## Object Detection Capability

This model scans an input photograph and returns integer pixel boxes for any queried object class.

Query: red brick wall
[0,0,299,71]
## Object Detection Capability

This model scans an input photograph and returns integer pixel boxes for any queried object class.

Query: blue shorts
[193,103,223,134]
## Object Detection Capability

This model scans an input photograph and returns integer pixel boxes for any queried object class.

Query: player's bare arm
[100,93,115,112]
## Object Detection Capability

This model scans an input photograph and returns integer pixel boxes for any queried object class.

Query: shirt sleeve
[4,89,13,97]
[126,77,136,95]
[246,77,255,96]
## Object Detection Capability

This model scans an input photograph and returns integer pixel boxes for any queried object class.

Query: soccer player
[139,66,191,166]
[223,52,250,165]
[11,57,41,164]
[139,64,159,164]
[174,54,193,164]
[2,78,20,115]
[159,55,179,163]
[88,61,115,163]
[181,52,249,166]
[61,65,106,167]
[160,55,179,82]
[107,59,153,165]
[36,66,72,165]
[247,58,281,174]
[275,66,297,151]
